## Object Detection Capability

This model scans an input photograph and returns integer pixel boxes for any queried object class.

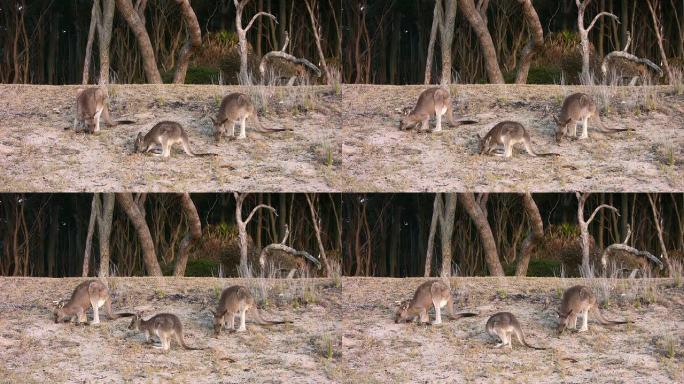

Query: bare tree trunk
[576,192,619,272]
[647,193,673,275]
[115,0,162,83]
[83,194,98,276]
[305,193,332,276]
[576,0,618,82]
[515,193,544,276]
[437,194,458,277]
[82,0,99,84]
[97,0,116,84]
[424,194,440,276]
[97,194,115,277]
[173,193,201,276]
[234,0,276,83]
[437,0,458,85]
[424,0,440,85]
[234,192,276,271]
[460,193,504,276]
[515,0,544,84]
[116,193,162,276]
[646,0,674,83]
[458,0,505,84]
[172,0,202,84]
[304,0,332,83]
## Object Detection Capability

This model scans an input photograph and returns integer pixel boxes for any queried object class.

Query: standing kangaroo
[211,285,292,335]
[400,87,455,132]
[72,87,134,133]
[210,93,290,140]
[554,93,633,142]
[128,313,204,351]
[557,285,630,334]
[486,312,546,350]
[477,121,559,158]
[394,280,478,325]
[53,280,133,325]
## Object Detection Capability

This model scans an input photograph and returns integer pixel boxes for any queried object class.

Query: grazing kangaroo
[557,285,630,334]
[477,121,559,158]
[400,87,454,132]
[486,312,546,350]
[128,313,204,351]
[53,280,133,325]
[210,93,290,140]
[134,121,216,158]
[72,87,134,133]
[211,285,292,335]
[554,93,633,142]
[394,280,478,325]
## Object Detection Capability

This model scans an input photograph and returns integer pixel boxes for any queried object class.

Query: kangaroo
[53,280,134,325]
[134,121,216,158]
[554,93,633,142]
[477,121,560,158]
[210,93,290,140]
[211,285,292,335]
[557,285,630,334]
[72,87,134,133]
[486,312,546,350]
[394,280,478,325]
[400,87,455,132]
[128,313,204,351]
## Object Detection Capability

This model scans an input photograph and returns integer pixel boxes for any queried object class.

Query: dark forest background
[0,193,341,278]
[342,193,684,277]
[1,0,682,85]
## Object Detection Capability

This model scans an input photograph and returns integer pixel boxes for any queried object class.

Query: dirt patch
[340,277,683,383]
[0,277,342,383]
[0,85,342,192]
[340,85,684,192]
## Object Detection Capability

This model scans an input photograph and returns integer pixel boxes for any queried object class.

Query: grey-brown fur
[486,312,546,350]
[134,121,216,158]
[557,285,629,334]
[477,121,559,158]
[128,313,204,351]
[554,92,633,142]
[394,280,477,325]
[53,280,133,325]
[399,87,455,132]
[210,93,289,140]
[211,285,291,335]
[72,87,133,133]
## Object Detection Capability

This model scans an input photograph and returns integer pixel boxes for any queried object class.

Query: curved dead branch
[601,32,664,79]
[258,225,322,270]
[259,32,322,79]
[601,244,664,270]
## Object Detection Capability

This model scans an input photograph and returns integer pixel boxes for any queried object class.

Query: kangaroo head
[128,313,141,331]
[134,132,145,152]
[394,300,412,324]
[553,116,572,143]
[211,309,226,336]
[556,308,575,334]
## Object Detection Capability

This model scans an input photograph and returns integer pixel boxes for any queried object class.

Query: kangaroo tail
[192,152,219,157]
[109,312,136,319]
[593,307,629,325]
[113,120,136,125]
[516,329,547,350]
[535,152,561,157]
[450,312,478,320]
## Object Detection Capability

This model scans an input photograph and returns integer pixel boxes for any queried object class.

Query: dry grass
[0,277,341,383]
[340,277,683,383]
[0,84,342,192]
[340,84,684,192]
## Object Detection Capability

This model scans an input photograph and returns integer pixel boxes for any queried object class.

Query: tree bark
[304,0,332,83]
[83,194,98,276]
[460,193,504,276]
[515,0,544,84]
[234,192,276,271]
[305,193,332,276]
[116,193,162,276]
[97,194,115,277]
[424,0,440,84]
[82,0,99,84]
[646,0,674,83]
[647,193,673,275]
[234,0,276,83]
[115,0,162,83]
[437,0,458,85]
[173,193,201,276]
[576,0,619,82]
[437,194,458,277]
[515,193,544,276]
[424,194,440,276]
[576,192,619,272]
[458,0,505,84]
[172,0,202,84]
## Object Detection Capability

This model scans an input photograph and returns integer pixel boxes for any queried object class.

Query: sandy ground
[340,85,684,192]
[341,277,683,383]
[0,85,341,192]
[0,277,342,383]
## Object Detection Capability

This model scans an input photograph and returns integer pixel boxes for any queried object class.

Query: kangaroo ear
[553,116,560,124]
[136,132,143,138]
[209,309,216,316]
[209,116,217,124]
[475,133,481,140]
